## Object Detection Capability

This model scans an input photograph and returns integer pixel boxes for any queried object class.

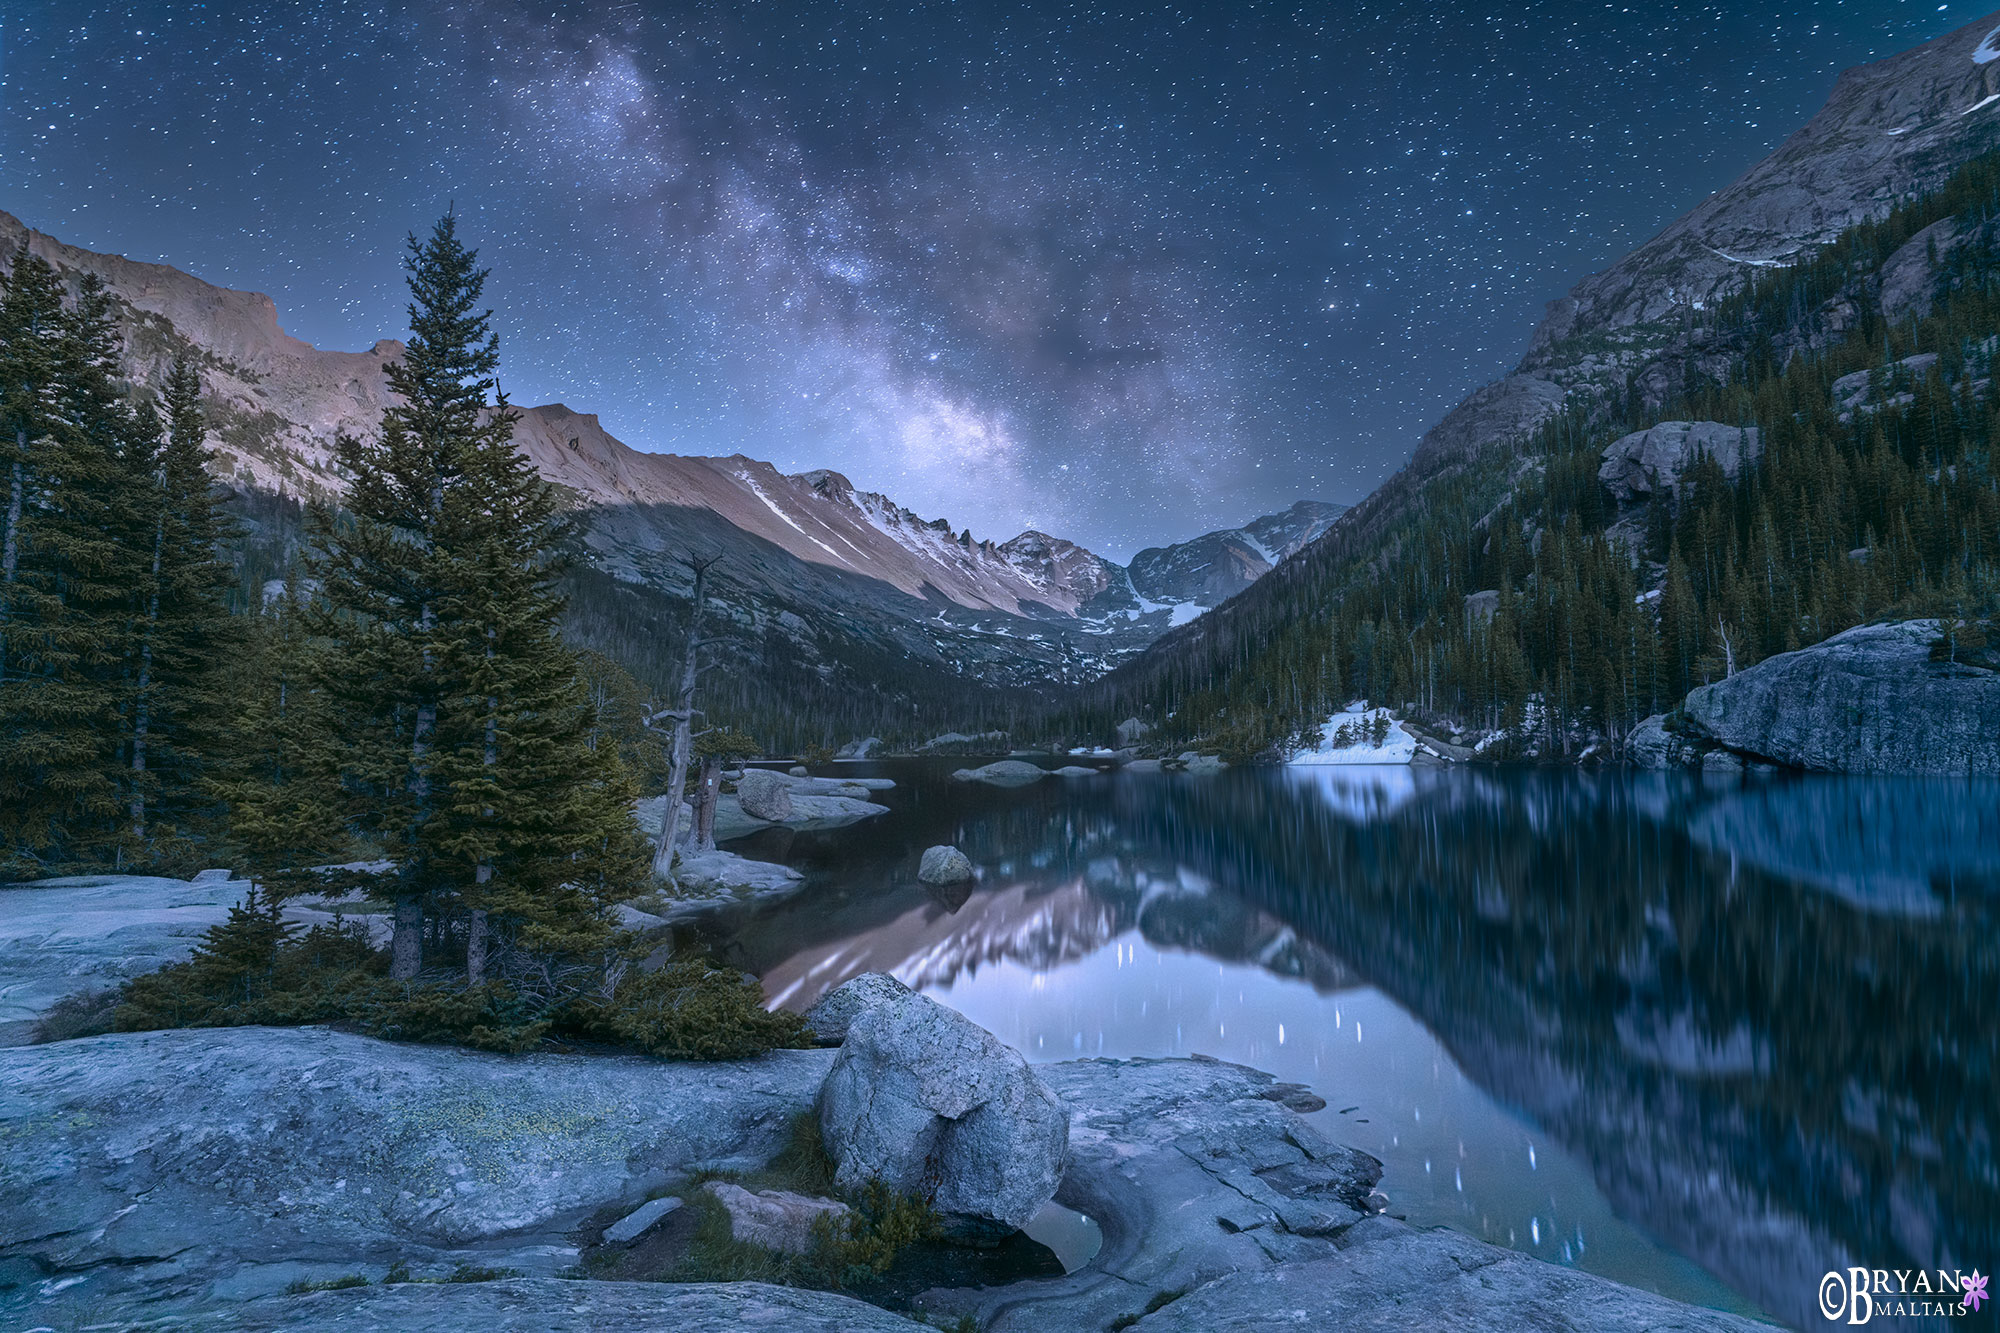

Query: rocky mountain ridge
[1096,12,2000,751]
[0,208,1330,698]
[1322,10,2000,552]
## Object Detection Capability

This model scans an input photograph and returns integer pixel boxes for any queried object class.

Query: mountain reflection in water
[692,764,2000,1329]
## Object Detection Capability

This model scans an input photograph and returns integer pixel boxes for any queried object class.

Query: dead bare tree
[644,554,720,880]
[688,755,723,851]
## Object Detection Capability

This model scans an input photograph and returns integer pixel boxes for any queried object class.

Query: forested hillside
[1068,153,2000,758]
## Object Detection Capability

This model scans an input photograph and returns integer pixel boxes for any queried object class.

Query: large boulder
[835,736,883,759]
[734,769,796,821]
[817,993,1069,1240]
[1598,421,1760,505]
[949,760,1047,787]
[1679,619,2000,774]
[802,971,916,1044]
[918,845,974,886]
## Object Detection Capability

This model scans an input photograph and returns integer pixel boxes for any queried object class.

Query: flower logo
[1965,1270,1989,1313]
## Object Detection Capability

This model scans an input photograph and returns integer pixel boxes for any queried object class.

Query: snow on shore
[1288,702,1417,766]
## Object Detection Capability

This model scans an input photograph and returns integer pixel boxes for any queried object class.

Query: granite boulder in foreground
[819,990,1070,1239]
[1675,619,2000,774]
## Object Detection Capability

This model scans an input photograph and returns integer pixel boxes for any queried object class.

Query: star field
[0,1,1976,558]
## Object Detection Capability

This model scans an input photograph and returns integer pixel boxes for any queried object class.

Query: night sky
[0,2,1978,559]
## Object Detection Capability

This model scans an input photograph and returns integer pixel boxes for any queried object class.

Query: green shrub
[761,1111,839,1197]
[108,889,805,1062]
[583,955,810,1059]
[810,1178,943,1281]
[31,988,120,1043]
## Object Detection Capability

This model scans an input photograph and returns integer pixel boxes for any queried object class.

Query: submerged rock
[702,1181,850,1255]
[818,992,1069,1239]
[950,760,1048,787]
[919,1055,1383,1331]
[1679,619,2000,774]
[918,845,974,886]
[6,1017,1769,1333]
[801,971,916,1044]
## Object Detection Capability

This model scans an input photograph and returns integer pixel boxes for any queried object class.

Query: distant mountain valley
[0,207,1340,734]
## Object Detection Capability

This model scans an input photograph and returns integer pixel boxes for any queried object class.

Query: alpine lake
[679,759,2000,1325]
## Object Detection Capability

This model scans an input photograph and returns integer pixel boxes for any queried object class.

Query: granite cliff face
[1245,10,2000,583]
[1409,11,2000,481]
[0,209,1322,691]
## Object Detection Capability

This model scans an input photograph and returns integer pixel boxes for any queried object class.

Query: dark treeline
[1063,152,2000,756]
[0,249,235,869]
[1,215,645,944]
[5,214,806,1058]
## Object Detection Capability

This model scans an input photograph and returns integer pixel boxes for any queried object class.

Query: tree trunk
[398,601,437,981]
[691,756,721,851]
[469,671,497,986]
[2,429,22,586]
[129,507,166,842]
[391,892,423,980]
[466,904,488,986]
[0,429,25,685]
[651,558,713,879]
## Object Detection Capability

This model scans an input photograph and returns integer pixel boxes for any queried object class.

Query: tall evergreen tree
[213,580,348,874]
[123,355,236,851]
[310,211,642,980]
[0,268,155,872]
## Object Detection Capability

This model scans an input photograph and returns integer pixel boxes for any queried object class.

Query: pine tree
[213,580,348,875]
[1657,542,1704,702]
[123,355,236,853]
[310,210,642,981]
[0,269,154,872]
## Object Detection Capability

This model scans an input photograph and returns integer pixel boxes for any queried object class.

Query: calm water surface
[688,761,2000,1329]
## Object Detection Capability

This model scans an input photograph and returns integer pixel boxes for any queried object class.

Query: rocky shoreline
[0,871,1768,1333]
[0,1026,1767,1333]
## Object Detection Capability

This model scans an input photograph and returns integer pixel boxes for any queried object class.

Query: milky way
[0,1,1975,557]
